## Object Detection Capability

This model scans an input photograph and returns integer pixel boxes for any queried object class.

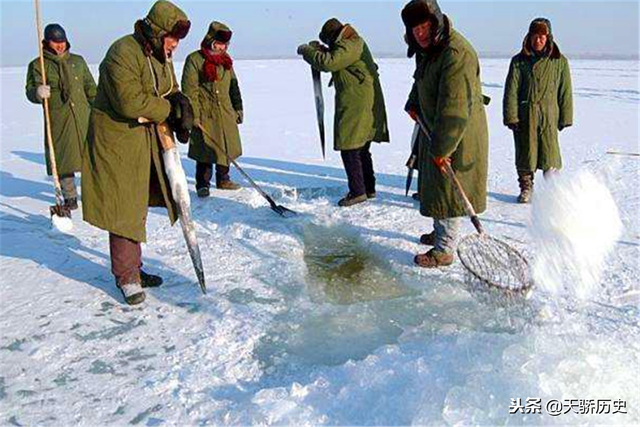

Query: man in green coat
[503,18,573,203]
[297,18,389,207]
[182,21,244,197]
[26,24,96,210]
[402,0,489,267]
[81,0,193,305]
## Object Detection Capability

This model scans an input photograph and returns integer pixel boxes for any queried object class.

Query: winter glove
[506,123,519,132]
[558,124,571,132]
[297,44,310,55]
[236,110,244,124]
[165,91,194,143]
[433,156,451,174]
[36,84,51,101]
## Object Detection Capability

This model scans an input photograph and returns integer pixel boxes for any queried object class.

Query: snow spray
[530,169,622,300]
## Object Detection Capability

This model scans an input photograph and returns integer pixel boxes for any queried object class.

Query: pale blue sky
[1,0,638,66]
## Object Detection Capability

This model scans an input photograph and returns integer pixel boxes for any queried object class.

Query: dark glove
[166,91,194,143]
[236,110,243,124]
[559,124,571,132]
[297,44,309,55]
[506,123,519,132]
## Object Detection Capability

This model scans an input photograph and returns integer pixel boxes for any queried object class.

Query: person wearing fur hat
[297,18,389,207]
[401,0,489,268]
[82,0,193,305]
[182,21,244,196]
[503,18,573,203]
[26,23,97,211]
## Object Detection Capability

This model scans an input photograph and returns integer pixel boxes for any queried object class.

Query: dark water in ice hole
[301,223,415,305]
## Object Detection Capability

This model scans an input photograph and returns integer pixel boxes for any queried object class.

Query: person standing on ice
[182,21,244,197]
[81,0,193,305]
[401,0,489,268]
[503,18,573,203]
[297,18,389,207]
[25,23,96,211]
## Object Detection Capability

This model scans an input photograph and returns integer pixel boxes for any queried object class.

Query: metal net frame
[457,233,534,296]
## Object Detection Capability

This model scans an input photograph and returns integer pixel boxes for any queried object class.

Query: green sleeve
[25,60,43,104]
[181,55,201,121]
[229,68,243,112]
[301,39,362,73]
[101,46,170,122]
[81,58,97,105]
[503,57,520,125]
[558,57,573,127]
[430,49,472,158]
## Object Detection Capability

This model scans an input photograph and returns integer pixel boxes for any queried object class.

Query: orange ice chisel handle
[138,117,175,151]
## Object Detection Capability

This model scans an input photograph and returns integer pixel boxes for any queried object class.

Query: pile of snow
[530,169,623,300]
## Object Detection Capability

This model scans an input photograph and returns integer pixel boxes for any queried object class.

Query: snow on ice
[1,58,639,426]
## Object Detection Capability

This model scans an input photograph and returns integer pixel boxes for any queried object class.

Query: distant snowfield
[1,58,639,426]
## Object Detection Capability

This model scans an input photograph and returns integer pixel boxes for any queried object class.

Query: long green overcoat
[182,22,243,166]
[503,39,573,172]
[81,1,188,242]
[26,48,96,176]
[300,25,389,151]
[408,20,488,219]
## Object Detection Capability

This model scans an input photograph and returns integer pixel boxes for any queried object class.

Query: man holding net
[401,0,489,268]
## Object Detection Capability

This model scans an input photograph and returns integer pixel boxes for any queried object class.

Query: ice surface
[1,58,639,426]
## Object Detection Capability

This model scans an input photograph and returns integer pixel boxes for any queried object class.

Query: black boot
[64,197,78,210]
[140,270,163,288]
[517,172,534,204]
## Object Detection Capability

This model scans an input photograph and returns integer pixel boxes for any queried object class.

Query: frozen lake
[1,57,639,426]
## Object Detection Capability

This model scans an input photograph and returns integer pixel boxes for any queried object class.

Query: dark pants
[109,233,142,286]
[196,162,230,189]
[340,142,375,197]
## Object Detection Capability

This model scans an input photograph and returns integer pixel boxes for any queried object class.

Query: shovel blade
[271,204,297,218]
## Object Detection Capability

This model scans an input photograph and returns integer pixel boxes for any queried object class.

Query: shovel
[34,0,72,232]
[197,125,296,217]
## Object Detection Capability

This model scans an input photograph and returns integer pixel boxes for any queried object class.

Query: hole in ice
[302,223,414,305]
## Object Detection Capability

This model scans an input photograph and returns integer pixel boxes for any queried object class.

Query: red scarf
[201,40,233,82]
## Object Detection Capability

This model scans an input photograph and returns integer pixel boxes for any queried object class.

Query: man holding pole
[81,0,193,305]
[26,23,96,211]
[401,0,489,267]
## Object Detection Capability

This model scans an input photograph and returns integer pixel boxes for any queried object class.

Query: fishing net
[457,233,533,296]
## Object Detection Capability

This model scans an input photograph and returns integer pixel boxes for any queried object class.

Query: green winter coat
[503,40,573,172]
[81,0,188,242]
[182,22,243,166]
[408,20,488,219]
[300,25,389,151]
[26,48,96,176]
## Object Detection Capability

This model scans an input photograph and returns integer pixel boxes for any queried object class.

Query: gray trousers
[59,173,77,200]
[433,217,461,254]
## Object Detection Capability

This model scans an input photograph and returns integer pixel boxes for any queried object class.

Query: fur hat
[401,0,446,58]
[529,18,552,36]
[401,0,443,30]
[521,17,560,59]
[319,18,344,45]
